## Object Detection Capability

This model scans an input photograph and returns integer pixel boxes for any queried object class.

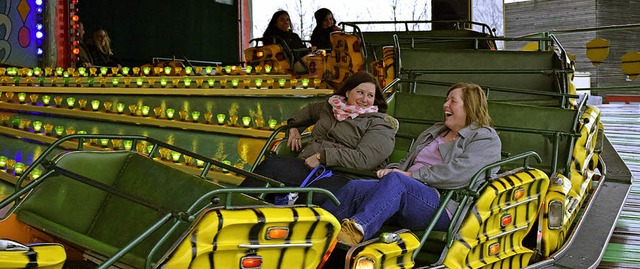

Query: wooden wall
[505,0,640,96]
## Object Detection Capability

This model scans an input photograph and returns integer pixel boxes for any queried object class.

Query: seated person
[77,22,93,67]
[262,10,308,72]
[263,10,306,51]
[88,28,121,67]
[321,83,501,245]
[241,71,396,205]
[310,8,341,51]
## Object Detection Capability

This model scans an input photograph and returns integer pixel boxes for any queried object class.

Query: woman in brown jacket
[241,71,396,204]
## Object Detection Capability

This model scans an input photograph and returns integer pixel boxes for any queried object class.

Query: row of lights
[0,155,41,179]
[1,93,286,129]
[1,76,319,89]
[0,65,284,78]
[70,0,80,63]
[35,0,45,58]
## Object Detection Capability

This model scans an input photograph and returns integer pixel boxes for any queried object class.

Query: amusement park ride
[0,1,635,269]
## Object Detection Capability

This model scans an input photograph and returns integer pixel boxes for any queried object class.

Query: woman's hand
[376,168,411,178]
[305,152,321,168]
[287,128,302,151]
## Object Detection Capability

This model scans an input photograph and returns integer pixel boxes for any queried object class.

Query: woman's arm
[323,118,396,170]
[412,127,501,189]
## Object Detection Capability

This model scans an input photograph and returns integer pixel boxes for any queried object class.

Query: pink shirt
[407,135,445,173]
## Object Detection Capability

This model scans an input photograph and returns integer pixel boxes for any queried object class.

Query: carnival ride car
[0,20,631,269]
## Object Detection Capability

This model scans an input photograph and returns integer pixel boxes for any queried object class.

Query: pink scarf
[329,95,378,121]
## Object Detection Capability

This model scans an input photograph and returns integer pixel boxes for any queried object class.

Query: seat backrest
[15,151,260,267]
[443,168,550,269]
[390,92,578,175]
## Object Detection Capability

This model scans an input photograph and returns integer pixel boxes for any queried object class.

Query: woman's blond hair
[93,29,114,56]
[448,83,492,127]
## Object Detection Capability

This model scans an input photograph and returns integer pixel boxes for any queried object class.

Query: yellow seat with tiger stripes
[443,168,550,269]
[352,230,420,269]
[0,241,66,269]
[244,44,291,73]
[541,105,602,257]
[159,206,339,269]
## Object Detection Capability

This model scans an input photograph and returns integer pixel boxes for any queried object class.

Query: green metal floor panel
[598,103,640,268]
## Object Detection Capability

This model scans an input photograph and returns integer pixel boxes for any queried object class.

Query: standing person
[88,28,121,67]
[76,22,93,67]
[311,8,341,51]
[262,10,306,51]
[322,83,502,245]
[241,71,396,205]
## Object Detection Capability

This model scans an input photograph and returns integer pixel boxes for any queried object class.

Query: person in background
[76,22,93,67]
[241,71,396,205]
[262,10,306,51]
[322,83,501,245]
[311,8,341,51]
[88,28,121,67]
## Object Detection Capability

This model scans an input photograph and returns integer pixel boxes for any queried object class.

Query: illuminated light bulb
[121,67,130,75]
[183,78,192,87]
[191,111,201,122]
[160,78,168,87]
[54,126,65,137]
[278,78,286,88]
[136,78,144,87]
[91,100,100,111]
[66,97,76,108]
[245,65,252,74]
[42,95,51,106]
[100,67,108,76]
[205,66,213,74]
[207,78,215,87]
[255,78,263,89]
[32,121,43,132]
[87,77,95,87]
[216,114,226,125]
[99,139,110,147]
[231,78,239,88]
[14,162,25,175]
[225,65,232,74]
[264,64,272,73]
[301,78,310,88]
[33,67,42,76]
[116,103,125,114]
[185,66,193,75]
[222,160,232,173]
[143,66,151,75]
[0,156,6,169]
[171,151,181,162]
[166,108,175,119]
[164,66,172,75]
[196,159,204,167]
[123,140,133,150]
[141,105,151,117]
[112,78,119,86]
[30,168,42,179]
[268,119,278,130]
[17,93,27,103]
[290,78,298,89]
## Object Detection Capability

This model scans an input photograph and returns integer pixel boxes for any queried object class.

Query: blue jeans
[321,172,451,240]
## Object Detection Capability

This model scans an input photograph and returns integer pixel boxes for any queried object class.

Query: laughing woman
[240,71,396,205]
[322,82,501,245]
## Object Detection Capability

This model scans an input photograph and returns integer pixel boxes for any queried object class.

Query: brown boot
[337,219,364,245]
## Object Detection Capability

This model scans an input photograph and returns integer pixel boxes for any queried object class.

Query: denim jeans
[321,172,451,240]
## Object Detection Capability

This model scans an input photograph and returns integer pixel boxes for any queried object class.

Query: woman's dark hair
[263,10,290,38]
[312,8,334,34]
[334,71,388,112]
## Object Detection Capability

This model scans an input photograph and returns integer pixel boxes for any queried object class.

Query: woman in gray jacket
[241,71,396,204]
[322,83,501,245]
